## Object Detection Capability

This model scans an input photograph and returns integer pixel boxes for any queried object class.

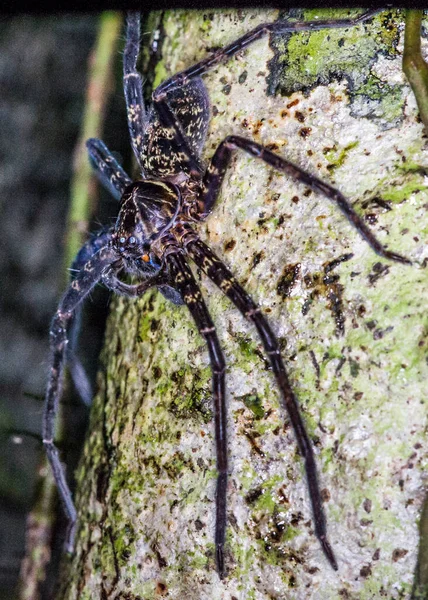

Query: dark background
[0,14,135,598]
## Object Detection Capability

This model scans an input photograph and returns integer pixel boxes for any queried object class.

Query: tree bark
[58,9,428,599]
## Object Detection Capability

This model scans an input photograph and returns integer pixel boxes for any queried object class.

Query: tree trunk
[58,9,427,599]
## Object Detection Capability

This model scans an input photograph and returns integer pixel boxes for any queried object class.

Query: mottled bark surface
[59,10,427,599]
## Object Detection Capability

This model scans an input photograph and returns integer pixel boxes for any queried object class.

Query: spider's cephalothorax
[113,180,181,258]
[43,10,411,579]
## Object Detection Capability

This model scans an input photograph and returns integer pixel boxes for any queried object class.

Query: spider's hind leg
[166,249,228,578]
[186,236,338,570]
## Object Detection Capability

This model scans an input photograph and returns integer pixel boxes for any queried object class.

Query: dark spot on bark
[392,548,408,561]
[224,239,236,251]
[156,582,167,595]
[365,213,378,225]
[360,565,372,577]
[349,358,360,377]
[152,365,162,379]
[287,98,299,108]
[245,486,263,504]
[195,518,204,531]
[368,262,389,285]
[357,304,366,317]
[251,250,265,269]
[276,263,301,299]
[96,464,109,502]
[320,488,330,502]
[238,70,247,84]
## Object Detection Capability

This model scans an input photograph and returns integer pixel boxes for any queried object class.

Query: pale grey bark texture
[59,10,427,599]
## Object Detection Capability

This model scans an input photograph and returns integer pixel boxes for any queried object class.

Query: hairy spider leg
[199,135,411,265]
[166,250,228,578]
[186,237,338,570]
[43,243,118,551]
[154,9,382,99]
[123,12,148,171]
[86,138,132,199]
[68,227,115,405]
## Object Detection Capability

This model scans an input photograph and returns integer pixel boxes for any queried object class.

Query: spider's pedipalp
[102,263,168,298]
[200,135,411,265]
[86,138,132,199]
[166,249,227,578]
[43,242,118,551]
[186,237,338,570]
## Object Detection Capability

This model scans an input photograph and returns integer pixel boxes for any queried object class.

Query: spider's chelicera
[43,10,410,578]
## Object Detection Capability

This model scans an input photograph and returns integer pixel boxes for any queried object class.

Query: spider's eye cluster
[117,235,138,253]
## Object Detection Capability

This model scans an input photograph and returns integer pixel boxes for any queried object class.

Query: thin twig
[403,10,428,134]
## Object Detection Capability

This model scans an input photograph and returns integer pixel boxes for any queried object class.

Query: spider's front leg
[86,138,132,200]
[198,135,411,265]
[43,243,119,551]
[165,249,228,578]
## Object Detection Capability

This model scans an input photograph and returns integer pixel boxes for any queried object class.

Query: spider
[43,9,411,579]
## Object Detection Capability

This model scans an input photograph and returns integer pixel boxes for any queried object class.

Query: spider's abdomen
[114,180,180,253]
[142,79,209,178]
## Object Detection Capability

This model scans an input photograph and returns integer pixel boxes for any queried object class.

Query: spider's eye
[129,236,136,244]
[119,236,126,244]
